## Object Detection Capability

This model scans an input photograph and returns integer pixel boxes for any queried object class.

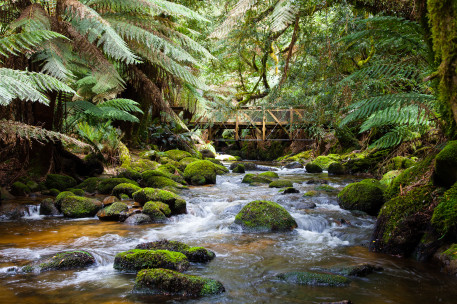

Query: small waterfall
[22,204,43,220]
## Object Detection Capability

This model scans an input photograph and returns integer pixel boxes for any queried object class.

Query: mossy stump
[113,249,189,272]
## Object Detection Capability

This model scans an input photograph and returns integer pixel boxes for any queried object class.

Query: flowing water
[1,164,457,303]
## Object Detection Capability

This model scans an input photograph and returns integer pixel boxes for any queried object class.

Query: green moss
[345,149,390,174]
[315,185,337,192]
[23,251,95,273]
[48,188,60,196]
[234,200,297,232]
[269,180,293,188]
[432,183,457,236]
[305,163,323,173]
[179,157,200,171]
[26,180,39,192]
[232,163,245,173]
[278,150,313,162]
[380,170,402,187]
[10,182,31,196]
[133,188,186,215]
[61,196,102,218]
[98,178,139,194]
[113,249,189,272]
[241,173,272,185]
[55,191,81,210]
[142,201,168,221]
[157,164,186,184]
[97,202,128,221]
[134,268,224,296]
[337,179,384,216]
[112,183,141,198]
[127,159,160,173]
[164,149,192,161]
[77,177,103,193]
[304,190,318,197]
[434,141,457,187]
[136,240,215,263]
[45,174,77,191]
[67,188,84,196]
[313,154,341,170]
[328,162,345,175]
[442,244,457,260]
[142,176,187,190]
[116,168,142,182]
[259,171,279,179]
[184,160,218,185]
[277,271,350,286]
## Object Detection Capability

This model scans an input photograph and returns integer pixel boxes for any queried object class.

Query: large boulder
[312,154,341,170]
[61,196,102,218]
[184,160,221,185]
[112,183,141,199]
[277,271,350,286]
[232,163,245,173]
[164,149,192,161]
[142,201,171,222]
[142,176,186,191]
[132,188,186,215]
[136,240,215,263]
[305,163,323,173]
[431,183,457,237]
[45,174,77,191]
[234,200,297,232]
[97,202,128,221]
[134,268,225,296]
[113,249,189,272]
[21,251,95,273]
[98,178,139,194]
[328,162,345,175]
[337,179,385,216]
[200,149,216,159]
[77,177,104,193]
[434,141,457,187]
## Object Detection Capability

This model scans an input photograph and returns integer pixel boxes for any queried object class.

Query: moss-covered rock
[229,162,257,171]
[98,178,139,194]
[327,263,383,277]
[200,149,216,159]
[68,188,85,196]
[259,171,279,179]
[39,198,59,215]
[345,149,389,174]
[142,201,170,222]
[313,154,341,170]
[128,159,160,173]
[164,149,192,161]
[277,150,313,162]
[112,183,141,199]
[26,180,39,192]
[380,170,402,187]
[48,188,60,196]
[305,163,323,173]
[234,200,297,232]
[55,191,82,210]
[282,187,299,194]
[179,157,200,171]
[45,174,77,191]
[370,185,435,257]
[269,180,293,188]
[134,268,225,296]
[431,183,457,236]
[77,177,103,193]
[434,244,457,275]
[21,251,95,273]
[113,249,189,272]
[303,190,318,197]
[387,156,415,171]
[315,185,338,192]
[116,168,142,182]
[61,196,102,218]
[10,182,31,196]
[232,163,245,173]
[97,202,128,221]
[277,271,350,286]
[183,160,218,185]
[136,240,215,263]
[337,179,385,216]
[434,141,457,187]
[157,164,186,184]
[241,173,272,185]
[133,188,186,215]
[142,176,187,190]
[328,162,345,175]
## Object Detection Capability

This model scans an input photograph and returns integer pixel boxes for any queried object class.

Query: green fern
[369,125,421,149]
[0,30,67,57]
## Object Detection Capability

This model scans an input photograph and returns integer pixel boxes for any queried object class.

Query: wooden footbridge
[172,106,312,142]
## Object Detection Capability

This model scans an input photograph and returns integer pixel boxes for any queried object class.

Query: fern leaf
[98,98,143,114]
[0,30,67,57]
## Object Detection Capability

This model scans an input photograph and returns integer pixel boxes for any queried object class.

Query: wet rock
[136,240,215,263]
[328,162,346,175]
[305,163,323,173]
[200,149,216,159]
[223,204,243,214]
[269,180,293,188]
[112,183,142,199]
[296,202,317,209]
[113,249,189,272]
[306,178,329,185]
[184,160,227,185]
[232,163,245,173]
[329,263,383,277]
[433,244,457,275]
[39,198,59,215]
[282,187,299,194]
[277,271,350,286]
[45,174,77,191]
[10,182,31,196]
[229,162,257,171]
[234,200,297,232]
[21,251,95,273]
[284,162,304,169]
[142,201,170,222]
[132,188,186,215]
[337,179,384,216]
[103,196,117,206]
[97,202,129,221]
[256,165,279,171]
[133,268,225,296]
[0,203,26,219]
[241,173,272,185]
[61,196,102,218]
[98,178,139,194]
[124,213,153,225]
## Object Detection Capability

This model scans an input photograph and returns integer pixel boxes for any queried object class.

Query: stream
[1,164,457,303]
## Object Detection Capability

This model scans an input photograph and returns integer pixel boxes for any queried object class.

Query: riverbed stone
[98,178,139,194]
[337,179,385,216]
[328,162,346,175]
[232,163,245,173]
[97,202,128,221]
[45,174,77,191]
[21,251,95,273]
[277,271,350,286]
[282,187,300,194]
[184,160,218,185]
[241,173,272,185]
[112,183,141,199]
[136,240,215,263]
[284,162,304,169]
[132,188,186,215]
[164,149,192,161]
[40,198,59,215]
[124,213,153,225]
[61,196,102,218]
[229,162,257,171]
[234,200,297,232]
[134,268,225,296]
[142,201,170,222]
[269,180,293,188]
[113,249,189,272]
[259,171,279,179]
[305,163,323,173]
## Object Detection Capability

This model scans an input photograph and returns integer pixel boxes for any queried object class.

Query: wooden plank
[262,110,266,141]
[235,114,239,141]
[267,110,290,137]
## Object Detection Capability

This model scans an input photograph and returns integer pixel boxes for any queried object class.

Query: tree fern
[269,0,298,32]
[369,125,422,149]
[0,30,66,57]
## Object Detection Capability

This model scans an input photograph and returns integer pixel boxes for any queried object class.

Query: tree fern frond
[269,0,298,32]
[369,126,421,149]
[209,0,258,38]
[98,98,143,114]
[0,30,67,57]
[34,40,75,80]
[93,106,139,122]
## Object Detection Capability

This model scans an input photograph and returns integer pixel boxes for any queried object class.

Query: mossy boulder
[282,187,299,194]
[132,188,186,215]
[387,156,415,171]
[200,149,216,159]
[269,180,293,188]
[21,251,95,273]
[157,164,186,184]
[234,200,297,232]
[304,190,318,197]
[68,188,85,196]
[26,180,40,192]
[113,249,189,272]
[337,179,385,216]
[97,202,128,221]
[183,160,218,185]
[313,154,341,170]
[39,198,59,215]
[328,162,345,175]
[434,141,457,187]
[77,177,103,193]
[10,182,31,196]
[259,171,279,179]
[380,170,402,187]
[277,271,350,286]
[128,159,160,173]
[434,244,457,275]
[370,185,435,257]
[116,168,142,182]
[61,196,102,218]
[179,157,200,171]
[142,201,171,222]
[112,183,141,199]
[431,183,457,237]
[134,268,225,296]
[142,176,186,190]
[305,163,323,173]
[345,149,389,174]
[136,240,215,263]
[241,173,272,185]
[229,162,257,171]
[55,190,83,210]
[98,178,139,194]
[45,174,77,191]
[232,163,245,173]
[164,149,192,161]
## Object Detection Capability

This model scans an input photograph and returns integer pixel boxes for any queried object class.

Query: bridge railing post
[262,107,266,141]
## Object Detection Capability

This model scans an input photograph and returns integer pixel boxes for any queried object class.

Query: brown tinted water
[1,165,456,303]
